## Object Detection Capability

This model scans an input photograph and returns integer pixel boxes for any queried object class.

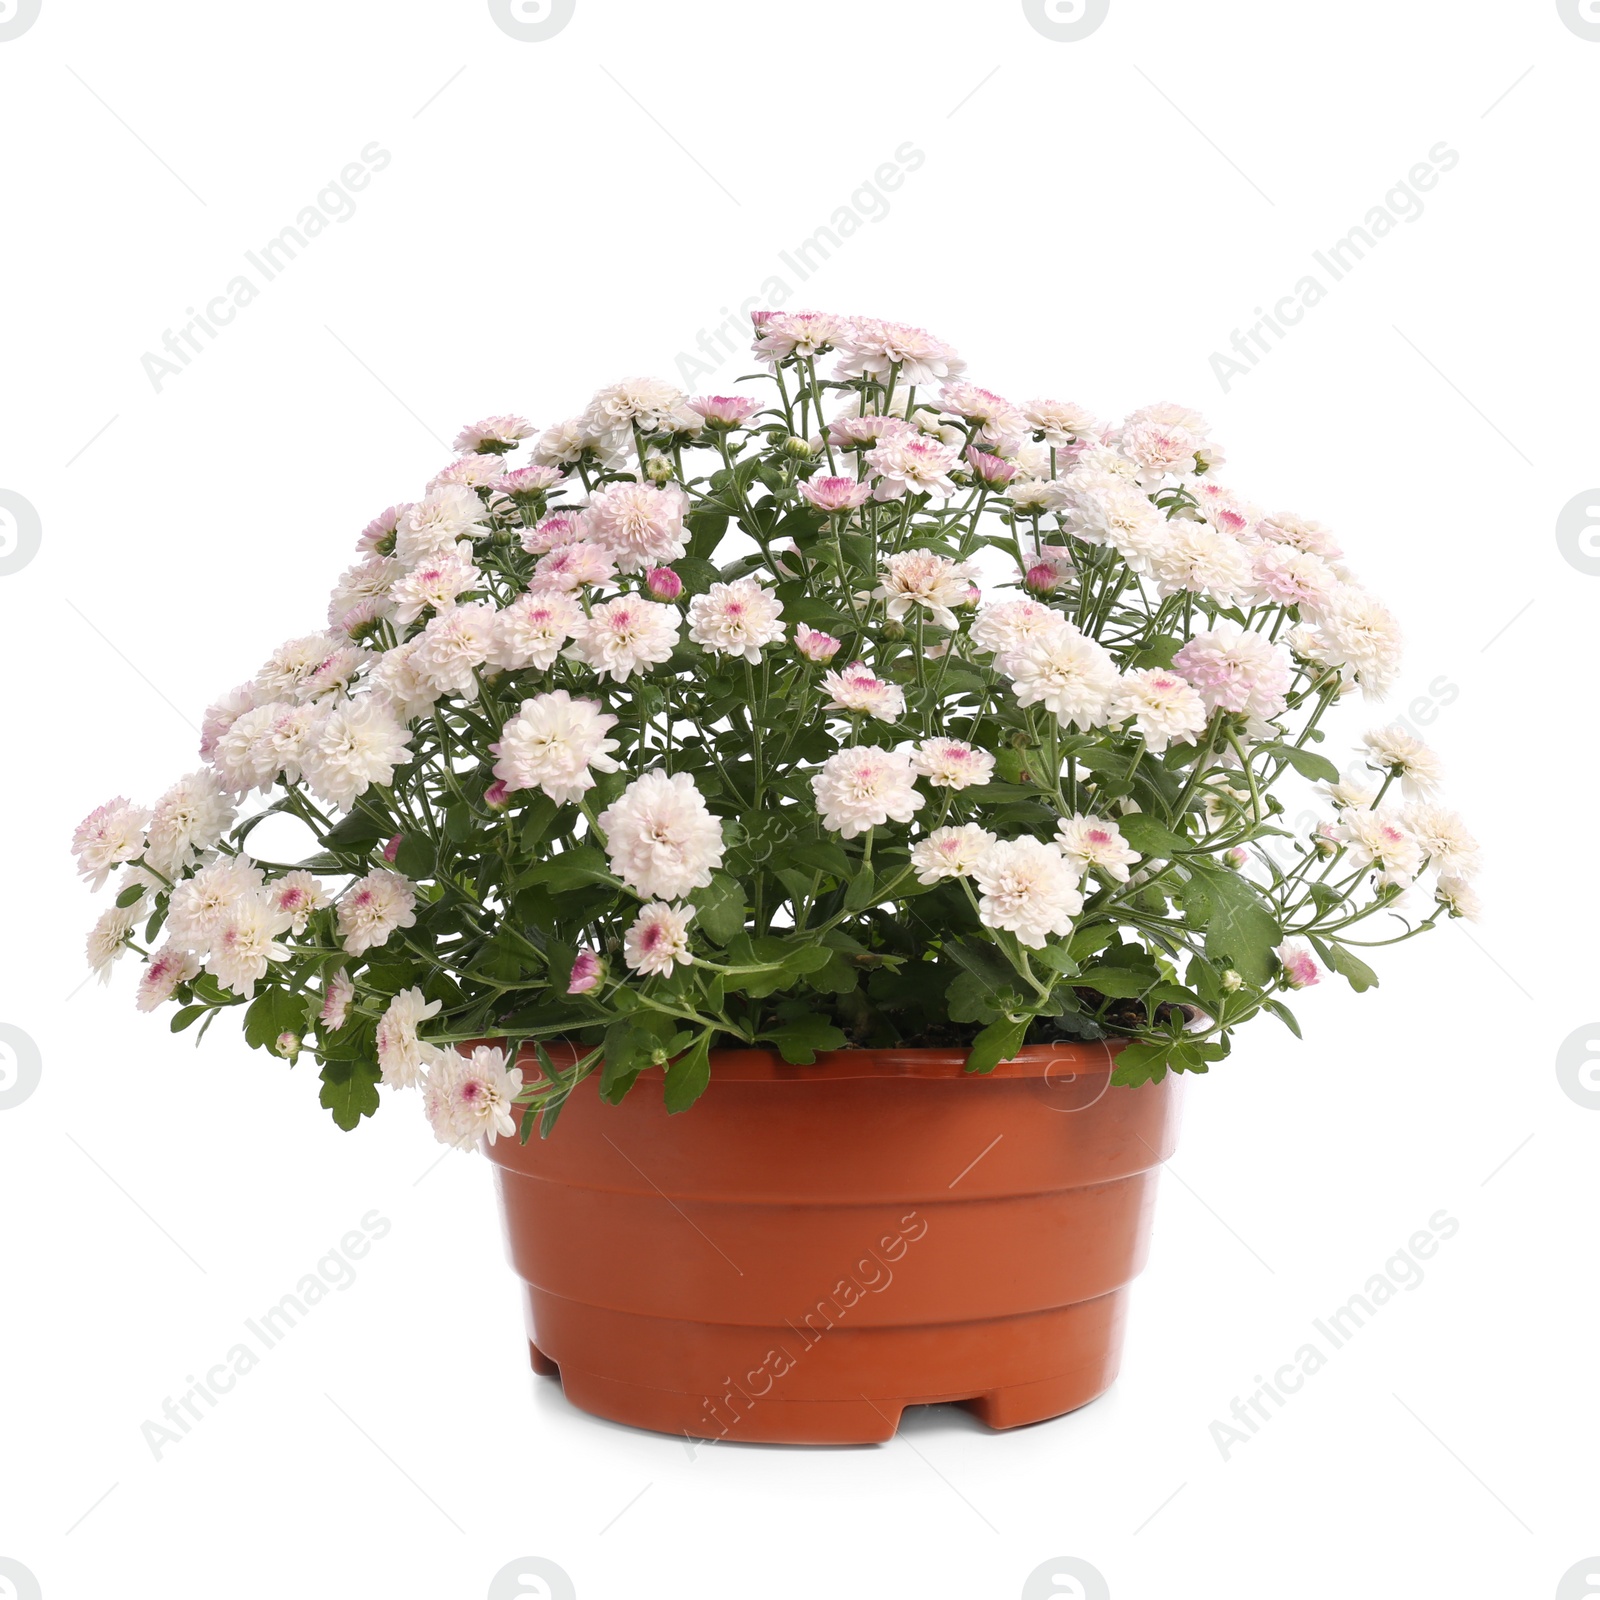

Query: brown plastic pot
[482,1042,1182,1445]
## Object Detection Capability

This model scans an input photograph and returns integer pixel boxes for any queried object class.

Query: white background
[2,2,1596,1597]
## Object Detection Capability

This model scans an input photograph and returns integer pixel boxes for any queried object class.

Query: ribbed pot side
[482,1042,1183,1445]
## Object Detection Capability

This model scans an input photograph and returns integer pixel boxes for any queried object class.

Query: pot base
[521,1281,1128,1445]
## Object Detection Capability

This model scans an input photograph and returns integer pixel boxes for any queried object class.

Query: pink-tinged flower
[623,901,696,977]
[1252,544,1337,611]
[911,738,996,790]
[270,870,330,933]
[835,318,966,386]
[424,1044,523,1149]
[1022,399,1100,445]
[1258,511,1343,561]
[829,413,914,451]
[320,968,355,1031]
[275,1032,301,1060]
[531,541,617,593]
[966,445,1017,487]
[72,797,151,890]
[454,415,533,453]
[688,394,762,428]
[971,598,1067,657]
[1335,808,1424,886]
[798,475,873,512]
[1275,940,1320,990]
[382,835,401,861]
[972,837,1083,949]
[336,869,418,956]
[1227,846,1250,869]
[866,432,962,501]
[909,824,997,884]
[1055,815,1141,883]
[580,480,688,572]
[428,453,504,491]
[205,894,293,998]
[1173,623,1293,723]
[489,589,584,672]
[750,308,776,331]
[821,661,907,721]
[795,624,842,663]
[752,309,849,364]
[1024,561,1060,596]
[136,944,201,1013]
[484,779,511,810]
[493,463,565,496]
[940,382,1024,434]
[873,548,977,629]
[199,684,258,761]
[646,566,683,601]
[521,511,583,556]
[687,577,786,663]
[356,504,409,555]
[568,949,603,994]
[1115,418,1203,486]
[1109,669,1210,754]
[810,746,925,838]
[389,552,483,626]
[567,596,681,682]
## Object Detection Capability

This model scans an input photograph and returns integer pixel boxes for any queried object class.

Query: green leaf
[393,835,435,879]
[964,1015,1029,1075]
[324,810,390,849]
[763,1002,847,1065]
[319,1060,381,1131]
[244,988,310,1052]
[1117,814,1189,859]
[115,883,148,909]
[843,866,878,911]
[1077,965,1157,1000]
[691,873,746,945]
[169,1005,206,1033]
[518,792,561,851]
[790,839,852,878]
[1262,997,1302,1037]
[948,969,1001,1024]
[1110,1040,1172,1087]
[1187,864,1282,986]
[1262,741,1341,784]
[1311,937,1380,993]
[663,1032,713,1113]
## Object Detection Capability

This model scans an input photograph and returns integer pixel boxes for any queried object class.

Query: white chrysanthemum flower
[1003,627,1120,731]
[142,771,235,877]
[1320,775,1382,810]
[598,771,725,901]
[531,417,599,468]
[1052,472,1167,570]
[910,738,995,790]
[1362,724,1442,797]
[205,892,292,998]
[1258,510,1343,561]
[413,601,497,698]
[1315,587,1404,698]
[1335,808,1423,885]
[320,968,355,1031]
[72,797,151,889]
[567,596,680,682]
[531,542,618,593]
[301,700,413,811]
[1115,417,1203,486]
[910,824,996,884]
[1054,814,1141,883]
[834,318,966,386]
[580,480,689,573]
[210,703,293,795]
[1145,523,1255,604]
[165,855,265,953]
[424,1044,523,1149]
[622,902,696,977]
[1434,875,1480,921]
[970,598,1067,658]
[821,661,907,721]
[252,633,343,703]
[1252,544,1337,611]
[429,453,505,491]
[1022,398,1100,445]
[1172,623,1293,722]
[389,552,483,627]
[753,309,850,363]
[1403,803,1480,880]
[454,414,533,453]
[492,691,620,805]
[269,870,329,934]
[327,557,401,631]
[810,746,925,839]
[87,903,137,983]
[687,577,785,662]
[1110,669,1210,754]
[136,943,201,1012]
[395,485,490,565]
[972,837,1083,949]
[866,433,963,502]
[871,549,975,628]
[376,987,443,1090]
[582,377,692,445]
[368,639,444,725]
[199,684,257,761]
[490,591,584,672]
[336,869,417,956]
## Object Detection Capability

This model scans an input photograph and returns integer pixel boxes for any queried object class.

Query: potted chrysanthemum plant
[74,310,1477,1443]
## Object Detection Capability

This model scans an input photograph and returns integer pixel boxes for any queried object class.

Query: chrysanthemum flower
[1004,627,1120,731]
[567,596,680,682]
[490,591,584,672]
[1362,724,1442,797]
[580,481,688,572]
[598,771,725,901]
[300,700,412,811]
[1109,669,1210,754]
[336,869,417,956]
[798,475,874,512]
[1173,623,1293,722]
[821,661,906,721]
[492,690,620,806]
[687,577,786,663]
[910,824,996,884]
[910,738,995,790]
[424,1045,523,1148]
[376,987,443,1089]
[622,902,696,977]
[1275,941,1321,989]
[72,797,151,889]
[1055,815,1141,883]
[453,414,533,453]
[810,746,925,839]
[972,837,1083,949]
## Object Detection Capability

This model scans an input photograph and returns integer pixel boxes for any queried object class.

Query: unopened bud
[784,434,815,460]
[1221,970,1244,993]
[484,780,511,810]
[643,454,674,484]
[646,566,683,601]
[275,1032,301,1060]
[1024,562,1059,596]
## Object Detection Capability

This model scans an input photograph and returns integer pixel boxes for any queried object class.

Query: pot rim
[488,1039,1126,1082]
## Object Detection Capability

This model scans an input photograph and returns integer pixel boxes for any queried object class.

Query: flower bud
[1024,561,1059,596]
[275,1032,301,1060]
[783,434,815,460]
[643,454,675,484]
[382,834,402,862]
[795,624,841,663]
[1221,970,1244,993]
[484,780,511,810]
[567,949,604,994]
[646,566,683,602]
